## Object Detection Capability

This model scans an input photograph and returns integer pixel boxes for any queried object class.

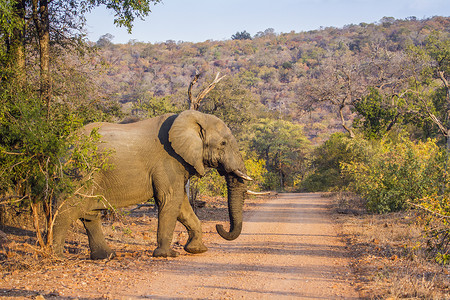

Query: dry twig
[187,72,226,110]
[407,200,450,219]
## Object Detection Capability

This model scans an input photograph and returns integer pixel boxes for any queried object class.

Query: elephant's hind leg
[81,212,115,260]
[52,210,76,257]
[152,183,183,258]
[178,195,208,254]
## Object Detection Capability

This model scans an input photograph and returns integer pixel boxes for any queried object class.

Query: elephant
[52,110,252,259]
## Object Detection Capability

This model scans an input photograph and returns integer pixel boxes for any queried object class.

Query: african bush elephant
[52,110,251,259]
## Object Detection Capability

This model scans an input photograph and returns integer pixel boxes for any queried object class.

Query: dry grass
[0,195,234,272]
[1,194,448,299]
[334,192,450,299]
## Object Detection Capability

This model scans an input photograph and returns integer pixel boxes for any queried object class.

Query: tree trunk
[32,0,51,115]
[5,0,26,84]
[339,104,355,138]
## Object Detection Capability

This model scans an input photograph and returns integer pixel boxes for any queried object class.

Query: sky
[85,0,450,44]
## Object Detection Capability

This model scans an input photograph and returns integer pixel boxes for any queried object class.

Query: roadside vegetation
[0,2,449,297]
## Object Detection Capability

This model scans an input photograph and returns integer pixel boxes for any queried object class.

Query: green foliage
[0,0,24,75]
[248,118,310,190]
[0,0,23,45]
[423,32,450,77]
[352,88,405,139]
[232,31,252,40]
[0,85,110,248]
[191,169,227,197]
[84,0,162,33]
[341,136,448,213]
[133,94,180,118]
[301,132,368,191]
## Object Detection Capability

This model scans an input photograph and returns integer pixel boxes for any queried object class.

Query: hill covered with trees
[91,16,450,143]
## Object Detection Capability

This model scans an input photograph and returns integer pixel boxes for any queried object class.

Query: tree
[2,0,161,113]
[300,53,362,137]
[301,133,356,191]
[406,32,450,149]
[298,39,412,138]
[254,28,275,38]
[352,88,409,139]
[232,31,252,40]
[248,118,310,190]
[32,0,52,110]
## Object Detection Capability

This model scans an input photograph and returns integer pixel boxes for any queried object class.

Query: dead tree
[187,71,226,110]
[186,71,226,211]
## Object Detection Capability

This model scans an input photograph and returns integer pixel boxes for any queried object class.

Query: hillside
[90,16,450,142]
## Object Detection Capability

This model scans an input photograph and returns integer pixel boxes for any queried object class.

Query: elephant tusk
[233,170,253,181]
[246,190,271,195]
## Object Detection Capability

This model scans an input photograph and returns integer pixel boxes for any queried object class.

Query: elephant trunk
[216,173,246,240]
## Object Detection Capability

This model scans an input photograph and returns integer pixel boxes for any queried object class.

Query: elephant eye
[220,140,227,146]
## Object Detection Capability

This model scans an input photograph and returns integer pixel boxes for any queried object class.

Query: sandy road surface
[127,193,359,299]
[0,193,358,299]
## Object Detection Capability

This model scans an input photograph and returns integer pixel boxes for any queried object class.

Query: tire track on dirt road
[132,193,359,299]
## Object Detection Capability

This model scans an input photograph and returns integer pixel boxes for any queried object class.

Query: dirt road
[125,193,359,299]
[0,193,359,299]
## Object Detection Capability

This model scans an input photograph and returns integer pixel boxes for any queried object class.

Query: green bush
[244,154,267,192]
[0,86,109,250]
[301,133,373,191]
[342,136,448,213]
[194,169,227,197]
[190,155,268,197]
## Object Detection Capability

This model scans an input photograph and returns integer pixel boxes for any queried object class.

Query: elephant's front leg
[153,187,183,258]
[178,194,208,254]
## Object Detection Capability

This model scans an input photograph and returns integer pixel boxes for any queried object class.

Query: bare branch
[187,72,226,111]
[1,151,25,155]
[246,190,272,196]
[0,195,29,205]
[417,93,449,136]
[188,71,201,109]
[195,72,226,103]
[338,104,355,138]
[407,200,450,219]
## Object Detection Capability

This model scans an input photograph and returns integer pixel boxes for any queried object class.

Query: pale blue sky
[85,0,450,44]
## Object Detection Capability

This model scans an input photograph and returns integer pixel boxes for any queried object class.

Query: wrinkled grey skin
[52,111,250,259]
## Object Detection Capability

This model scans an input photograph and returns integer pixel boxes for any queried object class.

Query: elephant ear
[168,111,206,176]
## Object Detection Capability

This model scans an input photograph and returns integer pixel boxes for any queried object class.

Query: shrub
[193,169,228,197]
[342,137,448,213]
[0,87,109,252]
[341,134,449,264]
[301,133,373,191]
[244,155,267,192]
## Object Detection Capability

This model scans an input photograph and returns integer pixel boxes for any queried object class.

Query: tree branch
[407,200,450,219]
[187,71,201,109]
[187,72,226,111]
[0,195,29,205]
